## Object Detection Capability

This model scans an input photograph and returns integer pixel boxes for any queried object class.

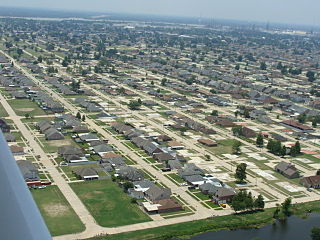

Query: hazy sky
[1,0,319,26]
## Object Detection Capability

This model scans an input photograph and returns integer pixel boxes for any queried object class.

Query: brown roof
[167,141,184,147]
[10,145,24,153]
[197,138,218,146]
[301,175,320,186]
[101,152,121,159]
[282,120,313,131]
[154,199,182,211]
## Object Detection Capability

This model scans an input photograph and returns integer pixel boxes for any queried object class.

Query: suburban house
[4,133,16,142]
[197,138,218,147]
[281,120,314,133]
[167,160,183,170]
[58,145,86,163]
[44,128,64,140]
[300,175,320,189]
[17,160,40,183]
[92,144,113,156]
[0,118,10,132]
[275,161,299,179]
[178,163,204,179]
[10,145,24,155]
[167,141,185,150]
[79,133,100,142]
[241,127,257,138]
[73,167,99,181]
[211,186,236,204]
[145,185,172,202]
[133,179,155,192]
[153,199,183,213]
[117,166,144,181]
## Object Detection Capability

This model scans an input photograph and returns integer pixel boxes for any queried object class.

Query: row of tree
[231,191,265,213]
[266,139,301,157]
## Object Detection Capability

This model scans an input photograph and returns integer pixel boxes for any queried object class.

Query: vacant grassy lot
[8,99,46,116]
[71,180,151,227]
[210,139,241,155]
[31,186,84,236]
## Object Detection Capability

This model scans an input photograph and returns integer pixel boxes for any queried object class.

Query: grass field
[71,180,151,227]
[8,99,47,116]
[31,186,84,236]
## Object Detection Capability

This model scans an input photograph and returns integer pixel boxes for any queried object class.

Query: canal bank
[87,200,320,240]
[188,213,320,240]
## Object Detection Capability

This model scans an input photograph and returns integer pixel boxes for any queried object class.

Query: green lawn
[8,99,47,116]
[167,173,185,183]
[70,180,151,227]
[194,192,211,201]
[31,186,84,236]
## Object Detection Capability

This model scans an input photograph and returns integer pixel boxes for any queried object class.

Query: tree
[82,115,86,121]
[151,80,154,86]
[205,154,211,161]
[243,109,250,118]
[37,56,43,63]
[254,194,265,210]
[232,126,242,136]
[306,71,316,82]
[294,141,301,155]
[312,119,317,128]
[260,62,267,70]
[273,204,280,219]
[186,78,193,85]
[280,145,287,157]
[161,78,167,86]
[256,133,264,147]
[123,181,134,191]
[235,163,247,183]
[282,198,292,216]
[128,100,141,110]
[267,139,274,152]
[232,140,242,154]
[316,169,320,175]
[24,113,30,119]
[231,190,256,213]
[290,145,298,157]
[235,64,240,70]
[211,110,218,116]
[76,112,81,119]
[62,59,68,67]
[298,113,307,124]
[311,227,320,240]
[276,62,283,70]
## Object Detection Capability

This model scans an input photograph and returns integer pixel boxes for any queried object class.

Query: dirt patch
[93,191,104,194]
[48,139,71,147]
[44,203,68,217]
[17,108,34,112]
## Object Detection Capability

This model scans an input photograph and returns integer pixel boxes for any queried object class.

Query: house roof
[74,167,98,177]
[93,144,113,153]
[145,185,172,201]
